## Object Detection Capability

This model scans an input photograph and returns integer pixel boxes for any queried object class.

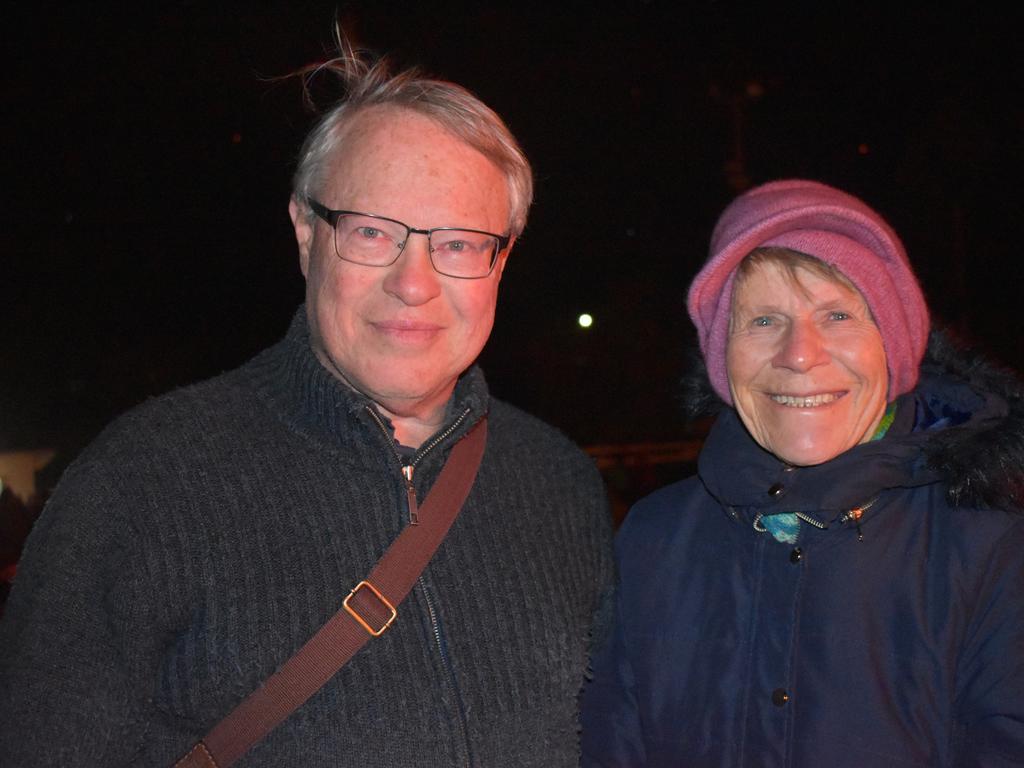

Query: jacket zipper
[365,405,476,765]
[838,497,877,541]
[794,512,827,529]
[752,511,828,533]
[753,500,873,542]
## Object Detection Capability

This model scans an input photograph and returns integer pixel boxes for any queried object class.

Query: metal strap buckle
[343,580,398,637]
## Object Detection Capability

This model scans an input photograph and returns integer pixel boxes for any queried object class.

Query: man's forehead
[322,105,510,227]
[333,106,466,165]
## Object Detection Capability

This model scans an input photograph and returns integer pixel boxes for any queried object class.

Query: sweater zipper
[365,406,471,525]
[420,577,475,767]
[365,405,476,765]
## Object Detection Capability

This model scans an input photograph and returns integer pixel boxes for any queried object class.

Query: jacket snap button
[772,688,789,706]
[768,483,785,497]
[789,547,802,564]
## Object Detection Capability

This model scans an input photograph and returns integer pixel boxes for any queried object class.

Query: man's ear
[289,197,314,277]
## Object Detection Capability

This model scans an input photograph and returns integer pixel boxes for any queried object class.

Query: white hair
[291,34,533,236]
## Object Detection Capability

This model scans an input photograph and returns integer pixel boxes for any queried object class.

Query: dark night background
[4,3,1022,489]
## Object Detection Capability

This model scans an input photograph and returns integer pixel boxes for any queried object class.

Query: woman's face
[726,261,889,466]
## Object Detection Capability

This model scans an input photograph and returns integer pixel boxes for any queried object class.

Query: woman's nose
[773,319,829,372]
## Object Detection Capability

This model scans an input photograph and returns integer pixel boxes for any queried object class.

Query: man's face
[290,106,512,423]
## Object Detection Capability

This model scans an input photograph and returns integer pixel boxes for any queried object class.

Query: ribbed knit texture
[0,309,613,767]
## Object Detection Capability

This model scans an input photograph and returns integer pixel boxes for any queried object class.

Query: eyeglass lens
[333,213,497,277]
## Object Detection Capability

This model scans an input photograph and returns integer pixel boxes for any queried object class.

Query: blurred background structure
[3,3,1021,574]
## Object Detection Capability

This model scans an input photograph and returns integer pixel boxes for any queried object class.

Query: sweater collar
[245,307,490,454]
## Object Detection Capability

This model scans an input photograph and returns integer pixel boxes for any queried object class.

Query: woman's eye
[829,311,850,321]
[752,316,773,327]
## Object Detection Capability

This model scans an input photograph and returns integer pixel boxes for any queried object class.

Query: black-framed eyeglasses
[306,198,511,279]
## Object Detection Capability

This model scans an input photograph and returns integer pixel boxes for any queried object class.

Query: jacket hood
[681,330,1024,514]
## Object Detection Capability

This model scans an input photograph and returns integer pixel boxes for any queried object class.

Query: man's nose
[772,319,829,372]
[382,234,442,306]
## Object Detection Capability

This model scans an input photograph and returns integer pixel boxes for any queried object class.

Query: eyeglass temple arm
[305,198,336,224]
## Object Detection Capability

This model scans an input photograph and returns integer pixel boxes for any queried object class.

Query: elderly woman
[581,180,1024,767]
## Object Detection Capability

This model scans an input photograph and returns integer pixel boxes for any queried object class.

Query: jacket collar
[697,396,931,525]
[688,330,1024,517]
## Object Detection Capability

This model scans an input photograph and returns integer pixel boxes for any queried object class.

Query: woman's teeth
[770,393,840,408]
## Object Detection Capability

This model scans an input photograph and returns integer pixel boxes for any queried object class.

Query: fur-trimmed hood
[680,330,1024,514]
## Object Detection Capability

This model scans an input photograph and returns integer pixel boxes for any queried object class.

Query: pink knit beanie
[687,179,930,405]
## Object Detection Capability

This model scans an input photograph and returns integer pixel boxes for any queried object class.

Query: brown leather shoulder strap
[175,417,487,768]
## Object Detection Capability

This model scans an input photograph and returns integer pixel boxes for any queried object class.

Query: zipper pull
[841,506,865,542]
[402,465,419,525]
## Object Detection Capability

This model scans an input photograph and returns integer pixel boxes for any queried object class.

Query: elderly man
[0,44,612,767]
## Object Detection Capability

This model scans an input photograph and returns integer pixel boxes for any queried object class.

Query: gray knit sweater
[0,310,614,767]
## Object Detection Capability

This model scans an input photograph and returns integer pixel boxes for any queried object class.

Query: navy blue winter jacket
[582,340,1024,767]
